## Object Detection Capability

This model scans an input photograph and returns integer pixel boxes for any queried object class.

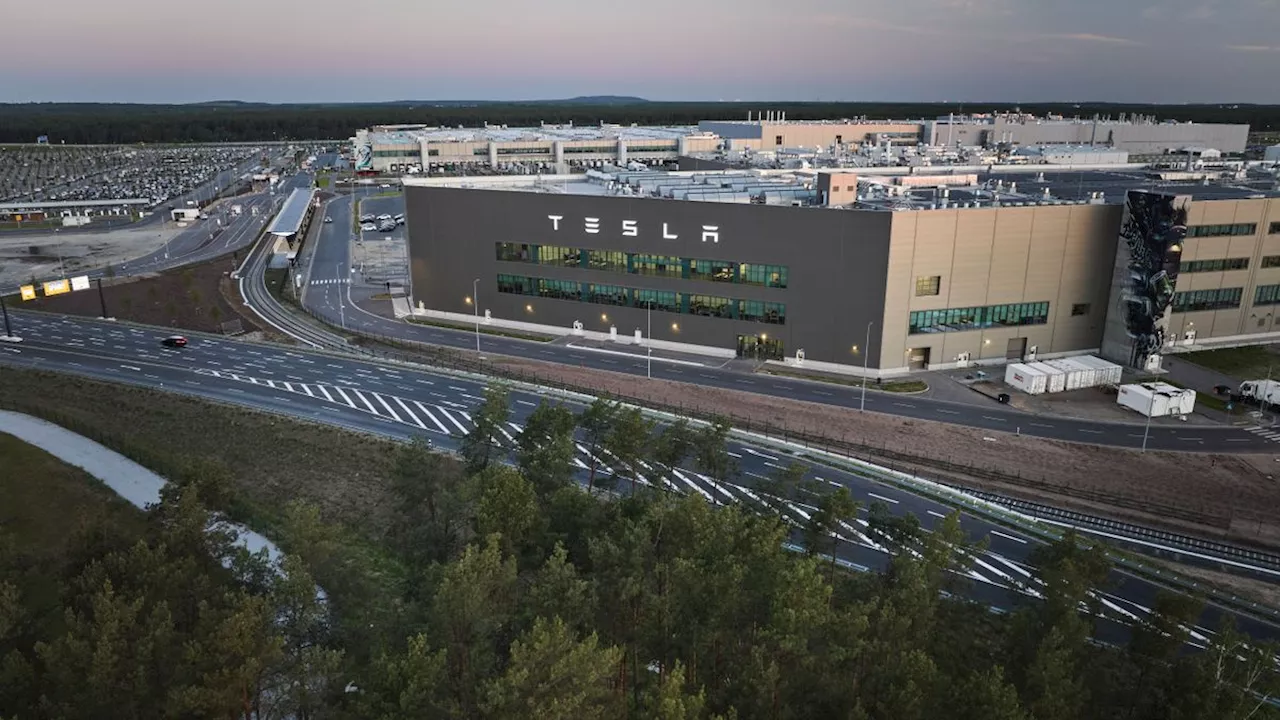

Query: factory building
[925,112,1250,154]
[403,163,1280,376]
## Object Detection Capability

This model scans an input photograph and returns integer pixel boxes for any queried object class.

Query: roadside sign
[70,275,90,292]
[42,279,70,297]
[19,285,36,301]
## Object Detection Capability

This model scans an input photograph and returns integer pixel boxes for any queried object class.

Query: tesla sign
[547,214,720,243]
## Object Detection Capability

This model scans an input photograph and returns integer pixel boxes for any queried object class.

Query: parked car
[359,214,375,222]
[361,222,377,232]
[161,335,188,348]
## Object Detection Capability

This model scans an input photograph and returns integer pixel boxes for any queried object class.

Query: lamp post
[0,294,13,340]
[96,277,108,319]
[860,321,873,413]
[646,300,653,379]
[336,263,345,329]
[473,278,481,354]
[1141,382,1155,452]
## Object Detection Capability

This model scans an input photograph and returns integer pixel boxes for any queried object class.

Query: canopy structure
[267,188,315,237]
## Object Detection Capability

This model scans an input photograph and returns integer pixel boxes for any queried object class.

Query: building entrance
[737,334,784,361]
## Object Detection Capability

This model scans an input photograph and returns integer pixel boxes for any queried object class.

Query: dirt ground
[483,353,1280,549]
[0,220,186,289]
[10,254,261,336]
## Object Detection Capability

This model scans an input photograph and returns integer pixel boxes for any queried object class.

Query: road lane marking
[1078,429,1103,434]
[990,530,1028,545]
[743,447,779,461]
[727,451,743,458]
[332,386,358,409]
[982,416,1007,422]
[316,385,334,402]
[436,407,471,434]
[516,399,538,407]
[894,402,915,408]
[1028,423,1054,428]
[867,492,899,505]
[412,401,451,434]
[927,510,947,519]
[936,409,959,414]
[1178,437,1203,441]
[814,390,833,396]
[373,393,403,422]
[350,389,380,415]
[392,397,426,429]
[299,384,314,397]
[120,364,142,371]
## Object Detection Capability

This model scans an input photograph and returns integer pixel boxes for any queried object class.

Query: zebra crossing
[309,278,350,285]
[1243,425,1280,443]
[189,367,1059,595]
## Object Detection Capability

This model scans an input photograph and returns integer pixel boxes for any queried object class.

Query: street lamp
[336,263,345,329]
[861,321,874,413]
[645,300,653,379]
[1141,382,1155,453]
[473,278,481,354]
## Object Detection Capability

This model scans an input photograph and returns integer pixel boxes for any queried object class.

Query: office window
[1270,221,1280,235]
[1255,284,1280,306]
[775,135,783,146]
[737,300,786,325]
[587,249,627,273]
[1071,303,1091,316]
[690,258,736,283]
[686,294,734,319]
[495,242,533,262]
[1171,287,1243,312]
[632,289,679,313]
[915,275,942,297]
[1186,223,1257,238]
[586,283,630,306]
[496,274,535,296]
[1263,256,1280,268]
[630,253,682,279]
[1179,257,1249,273]
[535,278,581,301]
[538,245,582,267]
[738,263,789,288]
[908,301,1050,335]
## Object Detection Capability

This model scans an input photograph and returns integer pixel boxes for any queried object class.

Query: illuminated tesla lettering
[622,220,638,237]
[547,214,563,230]
[584,217,600,234]
[701,225,720,243]
[545,215,722,243]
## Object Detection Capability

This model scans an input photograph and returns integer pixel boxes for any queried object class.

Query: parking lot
[353,194,408,288]
[0,144,264,207]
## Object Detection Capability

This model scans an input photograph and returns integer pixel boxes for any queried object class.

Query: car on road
[161,335,188,348]
[323,216,333,223]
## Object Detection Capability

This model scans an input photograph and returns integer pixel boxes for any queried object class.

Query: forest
[2,100,1279,144]
[2,388,1279,719]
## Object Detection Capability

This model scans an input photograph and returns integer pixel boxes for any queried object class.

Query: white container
[1005,363,1048,395]
[1117,383,1196,417]
[1045,358,1088,391]
[1076,355,1122,385]
[1027,361,1067,393]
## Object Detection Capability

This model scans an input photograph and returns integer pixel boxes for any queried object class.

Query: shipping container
[1045,358,1089,391]
[1004,363,1048,395]
[1117,383,1196,417]
[1026,361,1067,393]
[1075,355,1123,385]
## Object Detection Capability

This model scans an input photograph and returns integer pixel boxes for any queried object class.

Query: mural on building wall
[354,141,373,172]
[1116,190,1187,369]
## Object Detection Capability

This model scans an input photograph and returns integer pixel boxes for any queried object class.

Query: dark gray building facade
[405,186,893,366]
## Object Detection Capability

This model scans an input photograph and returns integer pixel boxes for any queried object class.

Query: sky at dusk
[3,0,1279,104]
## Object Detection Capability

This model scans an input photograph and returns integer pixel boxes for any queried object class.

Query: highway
[288,191,1277,455]
[3,311,1279,651]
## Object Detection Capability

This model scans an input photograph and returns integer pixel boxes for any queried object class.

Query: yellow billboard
[42,279,70,297]
[20,285,36,301]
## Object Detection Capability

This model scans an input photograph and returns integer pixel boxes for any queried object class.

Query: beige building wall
[1171,197,1280,341]
[878,204,1121,371]
[755,122,924,149]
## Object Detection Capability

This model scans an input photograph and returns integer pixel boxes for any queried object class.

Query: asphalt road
[3,312,1278,650]
[292,193,1276,455]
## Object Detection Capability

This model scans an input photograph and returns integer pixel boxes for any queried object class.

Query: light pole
[473,278,481,354]
[0,294,14,340]
[337,263,345,329]
[1141,382,1155,452]
[646,300,653,379]
[860,321,873,412]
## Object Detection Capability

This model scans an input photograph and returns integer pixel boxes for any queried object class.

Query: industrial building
[403,161,1280,376]
[924,112,1250,154]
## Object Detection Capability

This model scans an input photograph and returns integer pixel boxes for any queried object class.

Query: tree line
[2,387,1278,718]
[2,101,1279,144]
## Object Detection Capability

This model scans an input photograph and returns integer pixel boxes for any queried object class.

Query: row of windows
[1172,287,1243,312]
[496,274,786,324]
[1186,223,1257,238]
[908,302,1050,335]
[1264,256,1280,268]
[1180,257,1250,273]
[494,243,789,288]
[915,276,941,297]
[1256,284,1280,306]
[1271,222,1280,235]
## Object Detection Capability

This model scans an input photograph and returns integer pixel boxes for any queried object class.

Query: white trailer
[1045,358,1089,391]
[1239,379,1280,406]
[1027,361,1067,393]
[1005,363,1048,395]
[1076,355,1123,386]
[1117,383,1196,418]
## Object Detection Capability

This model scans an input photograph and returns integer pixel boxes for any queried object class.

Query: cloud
[1226,44,1280,52]
[1043,33,1144,45]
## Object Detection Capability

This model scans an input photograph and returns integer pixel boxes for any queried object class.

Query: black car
[161,335,188,348]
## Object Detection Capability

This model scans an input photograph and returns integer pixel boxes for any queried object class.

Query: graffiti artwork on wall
[354,142,374,172]
[1117,190,1187,368]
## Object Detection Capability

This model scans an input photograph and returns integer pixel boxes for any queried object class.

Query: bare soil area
[0,221,185,289]
[480,353,1280,549]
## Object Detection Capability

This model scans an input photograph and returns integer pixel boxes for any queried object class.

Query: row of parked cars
[359,212,404,233]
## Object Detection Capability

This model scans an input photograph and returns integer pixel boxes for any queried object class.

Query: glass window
[587,249,627,273]
[536,278,581,301]
[1255,285,1280,306]
[1179,257,1249,273]
[539,245,582,267]
[1171,287,1243,312]
[586,283,630,306]
[495,242,533,262]
[1071,303,1090,316]
[1270,222,1280,235]
[737,300,786,325]
[690,258,735,283]
[632,289,679,313]
[915,276,941,296]
[685,294,733,318]
[1263,256,1280,269]
[1186,223,1257,238]
[496,274,535,296]
[908,301,1050,334]
[738,263,788,288]
[630,253,682,279]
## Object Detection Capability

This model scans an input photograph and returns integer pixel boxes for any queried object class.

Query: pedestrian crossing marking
[309,278,350,285]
